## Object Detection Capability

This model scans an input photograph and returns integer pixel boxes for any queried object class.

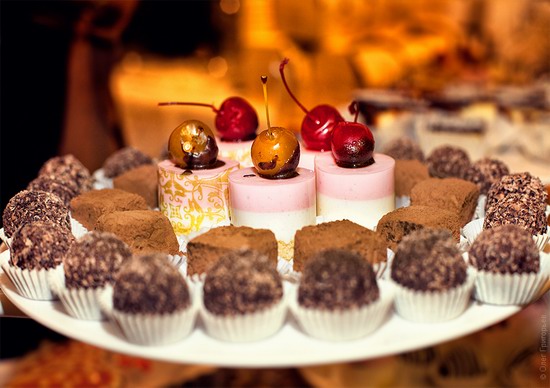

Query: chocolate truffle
[383,137,425,162]
[27,175,78,206]
[113,164,159,208]
[298,249,379,310]
[464,158,510,195]
[102,147,153,178]
[394,159,430,197]
[410,178,480,227]
[469,225,539,274]
[95,210,180,255]
[427,145,471,179]
[483,193,547,236]
[113,253,190,314]
[203,250,283,316]
[2,190,71,238]
[391,229,467,292]
[38,154,92,193]
[485,172,547,211]
[10,221,75,270]
[63,232,132,289]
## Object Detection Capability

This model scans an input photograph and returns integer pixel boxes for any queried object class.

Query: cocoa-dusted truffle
[113,253,190,314]
[485,172,547,211]
[394,159,430,197]
[203,250,283,316]
[63,232,132,289]
[383,137,425,162]
[469,225,539,274]
[2,190,71,238]
[38,154,92,193]
[298,249,379,310]
[102,147,153,178]
[113,164,159,208]
[391,229,467,292]
[464,158,510,195]
[10,221,75,270]
[27,175,78,206]
[483,193,547,236]
[427,145,471,179]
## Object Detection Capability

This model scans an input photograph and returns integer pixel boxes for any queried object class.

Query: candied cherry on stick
[168,119,219,169]
[251,76,300,179]
[331,101,375,168]
[159,97,258,142]
[279,58,344,151]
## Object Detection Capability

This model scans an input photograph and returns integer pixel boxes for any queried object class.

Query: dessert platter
[1,71,549,367]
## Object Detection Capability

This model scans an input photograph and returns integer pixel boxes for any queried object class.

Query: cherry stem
[158,101,219,114]
[348,101,359,123]
[279,58,309,115]
[261,76,274,138]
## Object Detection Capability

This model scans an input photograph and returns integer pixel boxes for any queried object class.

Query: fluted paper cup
[69,216,88,239]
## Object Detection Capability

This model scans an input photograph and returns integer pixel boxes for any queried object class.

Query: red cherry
[279,58,344,151]
[159,96,258,142]
[331,102,375,168]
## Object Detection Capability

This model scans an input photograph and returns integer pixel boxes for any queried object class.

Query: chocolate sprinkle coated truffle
[38,154,92,193]
[203,250,283,316]
[427,145,471,179]
[483,193,547,235]
[27,176,78,206]
[10,221,75,270]
[2,190,71,238]
[113,253,190,314]
[391,229,467,292]
[383,137,425,162]
[102,147,153,178]
[469,225,539,274]
[63,232,132,289]
[298,249,379,310]
[485,172,547,211]
[464,158,510,195]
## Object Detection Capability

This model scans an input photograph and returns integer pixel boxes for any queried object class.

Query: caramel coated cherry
[251,127,300,179]
[168,120,219,169]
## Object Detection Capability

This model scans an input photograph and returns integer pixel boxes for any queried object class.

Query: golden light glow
[207,56,228,78]
[220,0,240,15]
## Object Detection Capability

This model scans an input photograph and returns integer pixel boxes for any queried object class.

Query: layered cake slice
[293,220,387,273]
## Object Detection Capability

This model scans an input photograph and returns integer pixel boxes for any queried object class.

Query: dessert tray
[0,260,521,368]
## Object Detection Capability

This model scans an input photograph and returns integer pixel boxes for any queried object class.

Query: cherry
[331,101,375,168]
[168,119,219,169]
[251,76,300,179]
[159,96,258,142]
[279,58,344,151]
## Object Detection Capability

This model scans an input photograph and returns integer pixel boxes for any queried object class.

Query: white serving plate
[0,262,520,368]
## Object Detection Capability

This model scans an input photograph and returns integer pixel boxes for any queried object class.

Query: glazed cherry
[168,119,219,169]
[251,76,300,179]
[331,102,375,168]
[159,97,258,142]
[279,58,344,151]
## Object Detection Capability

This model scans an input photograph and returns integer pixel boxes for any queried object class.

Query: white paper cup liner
[470,252,550,305]
[463,219,549,251]
[100,285,198,346]
[200,287,287,342]
[69,216,89,239]
[0,228,11,247]
[92,168,113,190]
[396,196,411,209]
[473,194,487,220]
[49,269,107,320]
[391,267,476,323]
[277,258,293,276]
[290,281,395,341]
[0,251,61,301]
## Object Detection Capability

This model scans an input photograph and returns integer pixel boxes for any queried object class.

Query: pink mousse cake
[315,152,395,229]
[217,138,254,168]
[228,167,316,260]
[158,158,239,235]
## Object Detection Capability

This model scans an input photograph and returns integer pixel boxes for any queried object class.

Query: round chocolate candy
[38,154,92,192]
[464,158,509,195]
[103,147,153,178]
[427,145,470,179]
[383,137,425,162]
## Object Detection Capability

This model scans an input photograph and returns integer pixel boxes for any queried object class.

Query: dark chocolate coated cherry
[331,102,375,168]
[251,76,300,179]
[159,97,258,142]
[279,58,344,151]
[168,120,219,169]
